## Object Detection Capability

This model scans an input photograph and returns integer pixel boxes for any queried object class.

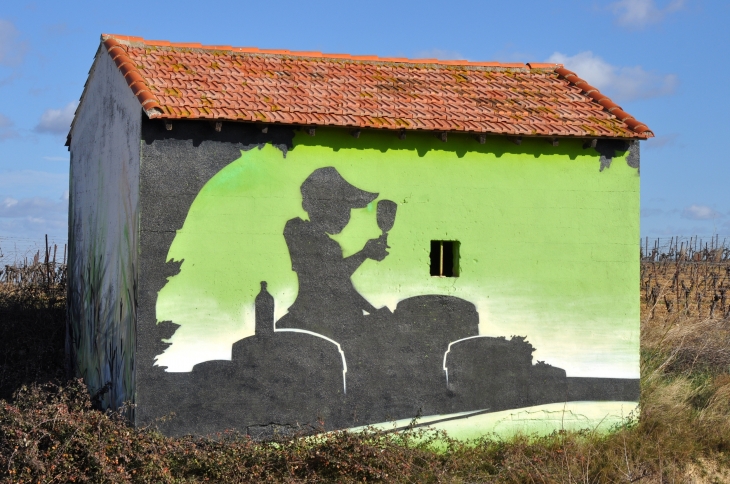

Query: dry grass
[1,260,730,482]
[0,261,66,402]
[641,261,730,415]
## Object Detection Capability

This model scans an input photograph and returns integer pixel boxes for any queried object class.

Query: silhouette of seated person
[266,167,587,420]
[275,167,482,407]
[275,167,390,343]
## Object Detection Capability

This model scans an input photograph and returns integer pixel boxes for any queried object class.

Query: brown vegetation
[0,251,66,402]
[1,258,730,482]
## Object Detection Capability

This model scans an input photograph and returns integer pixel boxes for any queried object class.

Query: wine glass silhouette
[377,200,398,248]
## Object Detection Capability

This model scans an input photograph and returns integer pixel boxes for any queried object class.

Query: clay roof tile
[91,34,652,139]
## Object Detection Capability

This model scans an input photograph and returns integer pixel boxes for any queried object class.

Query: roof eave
[555,66,653,139]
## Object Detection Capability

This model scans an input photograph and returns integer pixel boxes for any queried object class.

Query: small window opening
[430,240,460,277]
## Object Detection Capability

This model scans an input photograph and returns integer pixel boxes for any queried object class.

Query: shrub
[1,259,730,482]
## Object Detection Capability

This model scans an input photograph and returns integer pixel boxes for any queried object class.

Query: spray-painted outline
[273,327,348,394]
[442,335,493,386]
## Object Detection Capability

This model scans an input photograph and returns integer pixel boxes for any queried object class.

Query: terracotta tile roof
[100,34,653,139]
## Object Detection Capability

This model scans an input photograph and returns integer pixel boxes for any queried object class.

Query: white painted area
[467,291,640,379]
[69,46,142,209]
[67,43,143,407]
[350,401,639,439]
[155,296,251,372]
[68,45,142,275]
[155,279,296,370]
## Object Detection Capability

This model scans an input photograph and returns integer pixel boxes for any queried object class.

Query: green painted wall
[155,128,639,397]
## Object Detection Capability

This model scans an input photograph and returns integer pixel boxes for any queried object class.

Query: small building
[67,34,651,438]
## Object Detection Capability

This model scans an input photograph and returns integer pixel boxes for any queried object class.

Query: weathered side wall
[137,124,640,438]
[67,48,141,410]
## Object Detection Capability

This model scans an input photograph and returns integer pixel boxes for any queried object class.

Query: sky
[0,0,728,258]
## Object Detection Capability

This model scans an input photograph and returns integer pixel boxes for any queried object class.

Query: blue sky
[0,0,728,257]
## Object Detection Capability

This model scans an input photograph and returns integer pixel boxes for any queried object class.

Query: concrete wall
[136,123,641,438]
[67,47,141,410]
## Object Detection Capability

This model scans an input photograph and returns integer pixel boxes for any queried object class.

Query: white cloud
[34,101,78,135]
[610,0,685,29]
[681,205,722,221]
[0,195,67,218]
[648,225,726,238]
[0,219,68,261]
[546,51,677,101]
[0,194,68,258]
[0,19,27,66]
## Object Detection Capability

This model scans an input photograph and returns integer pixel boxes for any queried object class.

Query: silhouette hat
[300,167,378,208]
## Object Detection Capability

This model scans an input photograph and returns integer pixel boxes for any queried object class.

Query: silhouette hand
[363,235,389,261]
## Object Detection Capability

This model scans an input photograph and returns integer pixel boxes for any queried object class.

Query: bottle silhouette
[255,281,275,337]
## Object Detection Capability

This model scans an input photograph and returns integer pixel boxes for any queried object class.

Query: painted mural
[152,129,640,437]
[67,157,137,412]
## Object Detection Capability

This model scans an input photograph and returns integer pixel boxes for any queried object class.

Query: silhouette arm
[342,251,368,277]
[341,235,389,276]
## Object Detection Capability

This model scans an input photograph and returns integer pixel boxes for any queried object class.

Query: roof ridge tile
[102,37,163,116]
[554,66,651,137]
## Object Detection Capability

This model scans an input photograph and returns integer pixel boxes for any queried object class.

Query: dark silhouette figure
[276,167,391,341]
[272,168,477,418]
